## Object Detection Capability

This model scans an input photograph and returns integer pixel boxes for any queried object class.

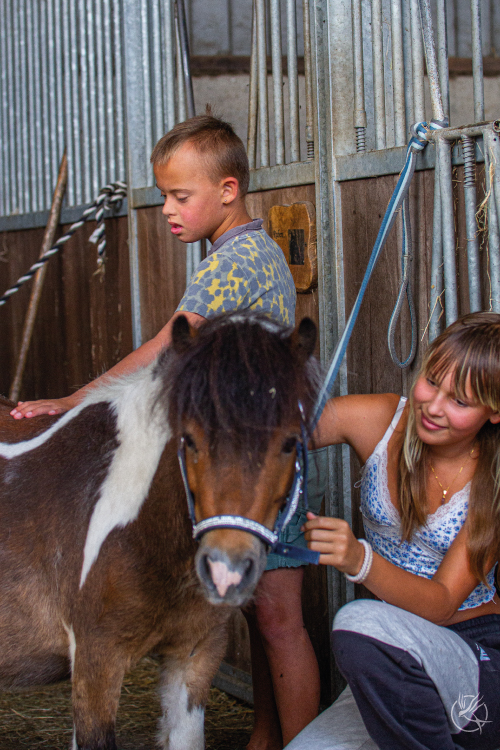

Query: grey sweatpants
[284,600,500,750]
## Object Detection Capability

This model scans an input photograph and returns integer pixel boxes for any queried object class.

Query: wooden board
[268,201,318,292]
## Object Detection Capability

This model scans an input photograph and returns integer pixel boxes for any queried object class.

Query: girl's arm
[303,514,486,624]
[312,393,401,464]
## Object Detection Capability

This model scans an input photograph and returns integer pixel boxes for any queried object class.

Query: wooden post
[9,151,68,403]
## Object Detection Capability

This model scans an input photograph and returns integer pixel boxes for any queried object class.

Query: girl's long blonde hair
[399,312,500,582]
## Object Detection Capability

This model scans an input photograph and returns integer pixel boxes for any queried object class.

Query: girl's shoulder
[315,393,404,462]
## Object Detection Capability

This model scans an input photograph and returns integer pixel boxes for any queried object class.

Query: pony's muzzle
[195,531,267,606]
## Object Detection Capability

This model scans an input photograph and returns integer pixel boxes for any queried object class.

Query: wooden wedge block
[268,201,317,292]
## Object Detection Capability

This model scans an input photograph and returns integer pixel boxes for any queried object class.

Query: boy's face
[154,143,231,244]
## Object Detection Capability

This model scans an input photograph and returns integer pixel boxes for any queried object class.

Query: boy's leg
[332,600,500,750]
[252,567,321,746]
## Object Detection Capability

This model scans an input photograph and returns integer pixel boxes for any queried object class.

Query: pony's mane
[159,312,321,459]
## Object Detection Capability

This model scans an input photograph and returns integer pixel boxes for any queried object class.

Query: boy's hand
[302,512,365,575]
[10,395,79,419]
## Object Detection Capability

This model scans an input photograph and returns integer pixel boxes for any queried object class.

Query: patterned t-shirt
[176,219,296,326]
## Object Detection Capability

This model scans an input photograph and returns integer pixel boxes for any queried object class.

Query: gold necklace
[430,447,475,504]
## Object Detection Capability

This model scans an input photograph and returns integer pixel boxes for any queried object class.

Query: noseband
[177,409,320,566]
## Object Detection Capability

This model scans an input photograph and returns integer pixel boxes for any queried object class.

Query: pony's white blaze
[207,560,243,598]
[158,676,204,750]
[80,368,171,587]
[62,621,77,673]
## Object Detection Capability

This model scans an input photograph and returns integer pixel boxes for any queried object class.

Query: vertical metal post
[247,0,259,169]
[402,0,414,132]
[79,0,91,203]
[0,0,9,215]
[123,0,150,349]
[114,0,126,181]
[286,0,300,162]
[175,13,187,122]
[470,0,484,123]
[410,0,425,124]
[163,0,176,132]
[175,0,195,118]
[352,0,367,151]
[462,135,481,311]
[429,163,443,340]
[256,0,269,167]
[371,0,386,149]
[104,0,116,184]
[437,137,458,325]
[417,0,445,124]
[270,0,285,165]
[436,0,449,121]
[484,128,500,312]
[151,0,164,145]
[390,0,405,147]
[302,0,314,159]
[69,0,81,206]
[96,0,107,189]
[32,0,44,210]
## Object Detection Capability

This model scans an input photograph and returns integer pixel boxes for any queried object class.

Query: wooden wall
[0,216,132,401]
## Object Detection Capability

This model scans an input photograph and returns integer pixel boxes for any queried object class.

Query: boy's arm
[10,311,206,419]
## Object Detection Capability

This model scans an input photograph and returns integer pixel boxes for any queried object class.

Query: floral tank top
[360,397,495,610]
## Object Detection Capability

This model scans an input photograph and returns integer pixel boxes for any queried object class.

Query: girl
[285,312,500,750]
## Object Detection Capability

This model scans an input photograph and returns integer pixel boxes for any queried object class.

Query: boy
[11,113,319,749]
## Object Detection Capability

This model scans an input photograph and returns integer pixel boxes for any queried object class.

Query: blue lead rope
[310,120,445,434]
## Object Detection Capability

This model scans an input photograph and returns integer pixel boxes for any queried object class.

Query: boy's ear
[221,176,239,205]
[172,315,197,354]
[489,411,500,425]
[288,317,317,365]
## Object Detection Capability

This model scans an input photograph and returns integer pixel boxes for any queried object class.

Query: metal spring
[307,140,314,160]
[355,126,366,152]
[462,135,476,188]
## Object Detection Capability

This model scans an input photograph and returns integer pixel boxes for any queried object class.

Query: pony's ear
[172,315,197,354]
[289,317,316,364]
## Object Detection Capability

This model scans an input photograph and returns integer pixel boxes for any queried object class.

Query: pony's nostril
[242,557,254,582]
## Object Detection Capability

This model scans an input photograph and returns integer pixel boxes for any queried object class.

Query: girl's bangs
[423,337,500,411]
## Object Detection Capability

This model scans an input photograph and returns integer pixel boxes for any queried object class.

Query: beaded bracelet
[344,539,373,583]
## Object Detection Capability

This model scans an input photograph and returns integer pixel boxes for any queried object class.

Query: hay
[0,657,253,749]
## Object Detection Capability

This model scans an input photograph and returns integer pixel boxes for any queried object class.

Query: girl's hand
[302,512,365,575]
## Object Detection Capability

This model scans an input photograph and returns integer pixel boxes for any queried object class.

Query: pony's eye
[183,433,197,451]
[282,436,297,454]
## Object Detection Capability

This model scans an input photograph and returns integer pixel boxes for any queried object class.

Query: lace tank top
[360,397,495,610]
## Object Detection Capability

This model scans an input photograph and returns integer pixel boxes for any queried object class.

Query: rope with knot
[0,181,127,308]
[310,119,447,433]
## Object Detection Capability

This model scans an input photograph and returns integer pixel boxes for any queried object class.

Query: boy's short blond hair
[150,113,250,197]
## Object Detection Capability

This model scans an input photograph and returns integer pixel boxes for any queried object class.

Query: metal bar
[429,162,443,340]
[54,0,65,168]
[462,135,481,311]
[104,0,116,182]
[270,0,285,165]
[69,0,81,206]
[151,0,164,144]
[256,0,269,167]
[95,0,108,189]
[163,0,176,132]
[470,0,485,123]
[113,0,126,181]
[286,0,300,162]
[86,0,98,199]
[40,0,52,210]
[437,137,458,325]
[352,0,367,151]
[436,0,449,120]
[247,0,259,169]
[175,10,187,122]
[18,0,29,213]
[492,123,500,232]
[484,129,500,312]
[390,0,405,147]
[0,0,9,215]
[371,0,386,149]
[302,0,314,159]
[9,153,68,404]
[26,0,36,211]
[175,0,195,118]
[402,0,414,131]
[78,0,91,203]
[417,0,445,124]
[31,0,44,210]
[410,0,425,124]
[141,0,154,162]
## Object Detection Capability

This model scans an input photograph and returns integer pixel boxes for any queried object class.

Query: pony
[0,311,318,750]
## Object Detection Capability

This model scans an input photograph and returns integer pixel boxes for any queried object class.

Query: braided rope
[0,181,127,308]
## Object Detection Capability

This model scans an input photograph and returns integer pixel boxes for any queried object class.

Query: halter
[177,405,320,566]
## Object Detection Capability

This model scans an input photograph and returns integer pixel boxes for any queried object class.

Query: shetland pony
[0,312,318,750]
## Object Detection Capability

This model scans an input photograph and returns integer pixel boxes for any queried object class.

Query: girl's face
[413,368,500,450]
